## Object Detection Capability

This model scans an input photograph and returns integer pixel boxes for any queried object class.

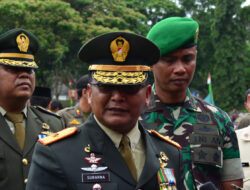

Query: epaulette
[39,127,78,145]
[148,129,182,149]
[34,106,61,118]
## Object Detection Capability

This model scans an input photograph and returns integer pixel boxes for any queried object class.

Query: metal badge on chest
[82,144,110,190]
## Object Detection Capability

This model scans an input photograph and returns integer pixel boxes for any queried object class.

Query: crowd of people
[0,16,249,190]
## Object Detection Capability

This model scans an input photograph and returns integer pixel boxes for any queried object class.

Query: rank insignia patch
[69,119,80,125]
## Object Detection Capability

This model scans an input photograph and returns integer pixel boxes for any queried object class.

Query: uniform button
[22,158,28,165]
[24,178,28,184]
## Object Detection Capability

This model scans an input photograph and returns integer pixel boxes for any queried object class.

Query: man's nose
[111,89,126,101]
[174,61,186,74]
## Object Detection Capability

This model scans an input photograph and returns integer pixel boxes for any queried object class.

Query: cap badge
[194,28,199,41]
[16,33,30,52]
[110,36,130,62]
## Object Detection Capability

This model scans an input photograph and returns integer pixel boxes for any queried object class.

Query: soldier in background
[57,74,91,127]
[237,89,250,130]
[141,17,243,189]
[0,28,65,190]
[50,100,63,112]
[29,86,52,110]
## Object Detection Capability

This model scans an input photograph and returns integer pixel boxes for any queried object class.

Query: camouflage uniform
[141,88,243,190]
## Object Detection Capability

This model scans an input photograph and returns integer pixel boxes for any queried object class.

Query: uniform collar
[94,115,141,149]
[147,87,200,112]
[0,104,28,118]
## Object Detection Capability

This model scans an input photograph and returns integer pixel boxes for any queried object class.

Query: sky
[242,0,250,7]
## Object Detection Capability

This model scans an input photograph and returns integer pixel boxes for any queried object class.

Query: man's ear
[145,85,152,107]
[87,84,92,105]
[82,88,87,96]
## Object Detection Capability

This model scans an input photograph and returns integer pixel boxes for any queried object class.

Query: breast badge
[81,146,110,184]
[157,151,177,190]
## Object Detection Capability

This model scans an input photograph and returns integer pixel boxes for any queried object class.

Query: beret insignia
[110,36,130,62]
[38,127,78,145]
[16,33,29,52]
[148,129,182,149]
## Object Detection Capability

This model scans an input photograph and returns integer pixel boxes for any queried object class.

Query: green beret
[147,17,199,56]
[0,28,39,68]
[78,32,160,85]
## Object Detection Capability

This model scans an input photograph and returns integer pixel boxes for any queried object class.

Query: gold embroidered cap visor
[78,32,160,85]
[0,28,39,69]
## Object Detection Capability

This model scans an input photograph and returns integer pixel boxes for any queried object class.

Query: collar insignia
[16,33,29,52]
[110,36,130,62]
[84,144,91,153]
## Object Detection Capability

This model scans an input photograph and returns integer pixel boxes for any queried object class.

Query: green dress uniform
[26,31,186,190]
[0,28,65,190]
[0,106,64,190]
[26,114,185,190]
[57,103,89,127]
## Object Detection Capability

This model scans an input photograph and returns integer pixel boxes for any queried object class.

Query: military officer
[26,32,185,190]
[140,17,244,189]
[57,74,91,127]
[29,86,52,109]
[0,28,65,190]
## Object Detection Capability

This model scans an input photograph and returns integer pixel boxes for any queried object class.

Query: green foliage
[209,0,247,111]
[126,0,185,35]
[0,0,87,94]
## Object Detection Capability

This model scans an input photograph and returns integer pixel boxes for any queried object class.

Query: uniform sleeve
[26,142,68,190]
[218,110,244,181]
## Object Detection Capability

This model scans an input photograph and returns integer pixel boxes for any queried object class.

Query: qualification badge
[157,152,177,190]
[81,147,110,185]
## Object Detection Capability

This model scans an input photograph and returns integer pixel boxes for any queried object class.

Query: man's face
[0,65,35,102]
[88,82,151,134]
[152,46,197,95]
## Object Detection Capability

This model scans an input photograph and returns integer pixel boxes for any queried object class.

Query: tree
[126,0,185,35]
[0,0,87,97]
[210,0,247,111]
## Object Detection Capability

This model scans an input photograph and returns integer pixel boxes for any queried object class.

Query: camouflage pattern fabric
[141,88,241,190]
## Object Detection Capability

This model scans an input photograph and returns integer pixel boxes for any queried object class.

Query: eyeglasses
[90,83,147,95]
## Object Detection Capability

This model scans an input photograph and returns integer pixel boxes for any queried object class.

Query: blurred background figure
[236,124,250,189]
[29,86,52,110]
[237,89,250,130]
[50,100,63,112]
[57,74,91,127]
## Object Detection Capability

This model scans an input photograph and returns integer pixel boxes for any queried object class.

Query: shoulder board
[34,106,61,118]
[148,129,182,149]
[39,127,78,146]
